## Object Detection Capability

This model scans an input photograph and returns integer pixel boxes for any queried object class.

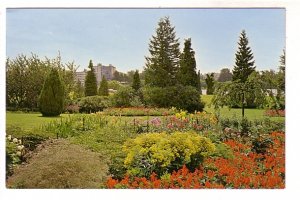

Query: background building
[75,63,116,85]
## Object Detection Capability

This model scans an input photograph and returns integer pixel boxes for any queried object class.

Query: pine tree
[39,68,65,116]
[84,60,97,96]
[232,30,256,83]
[145,16,181,87]
[132,70,141,91]
[98,75,109,96]
[232,30,256,117]
[178,38,198,88]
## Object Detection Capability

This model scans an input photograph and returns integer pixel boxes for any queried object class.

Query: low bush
[111,86,136,107]
[143,85,204,113]
[122,131,215,178]
[77,96,110,113]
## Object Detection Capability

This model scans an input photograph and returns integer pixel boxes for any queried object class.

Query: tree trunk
[242,92,245,118]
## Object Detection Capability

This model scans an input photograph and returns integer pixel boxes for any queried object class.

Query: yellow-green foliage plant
[122,131,215,177]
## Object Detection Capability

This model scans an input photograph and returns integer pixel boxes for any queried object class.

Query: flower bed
[264,109,285,117]
[103,107,178,116]
[106,132,285,189]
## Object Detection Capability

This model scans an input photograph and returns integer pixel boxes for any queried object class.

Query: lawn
[6,112,69,131]
[201,95,284,122]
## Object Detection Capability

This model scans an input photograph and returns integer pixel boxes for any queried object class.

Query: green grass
[6,112,69,131]
[201,95,284,122]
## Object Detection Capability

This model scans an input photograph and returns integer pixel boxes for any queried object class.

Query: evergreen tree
[132,70,141,91]
[39,68,65,116]
[84,60,97,96]
[98,76,109,96]
[232,30,256,117]
[178,38,198,88]
[205,73,215,95]
[232,30,256,83]
[145,16,181,87]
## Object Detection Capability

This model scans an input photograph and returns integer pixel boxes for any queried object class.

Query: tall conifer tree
[84,60,97,96]
[145,17,181,87]
[232,30,256,117]
[232,30,256,82]
[178,38,198,88]
[39,68,65,116]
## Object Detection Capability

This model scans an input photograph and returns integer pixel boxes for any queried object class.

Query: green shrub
[122,131,215,177]
[39,68,65,116]
[143,85,204,112]
[77,96,110,113]
[111,86,136,107]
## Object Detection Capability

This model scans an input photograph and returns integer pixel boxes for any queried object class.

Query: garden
[6,16,285,189]
[6,102,285,189]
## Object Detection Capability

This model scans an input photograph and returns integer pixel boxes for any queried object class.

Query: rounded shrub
[122,131,215,177]
[77,96,110,113]
[143,85,204,112]
[111,86,136,107]
[39,68,65,116]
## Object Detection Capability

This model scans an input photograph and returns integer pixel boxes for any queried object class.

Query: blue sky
[6,8,285,73]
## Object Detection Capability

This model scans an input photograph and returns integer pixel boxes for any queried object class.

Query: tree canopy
[178,38,198,88]
[84,60,98,96]
[145,16,181,87]
[39,68,65,116]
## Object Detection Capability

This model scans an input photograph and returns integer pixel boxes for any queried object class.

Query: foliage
[103,107,177,116]
[132,70,141,91]
[84,60,98,96]
[205,73,215,95]
[197,70,202,94]
[98,76,109,96]
[111,86,136,107]
[122,131,215,178]
[178,38,198,88]
[212,72,266,117]
[143,85,204,112]
[6,54,77,111]
[217,68,233,82]
[78,96,110,113]
[145,16,181,87]
[39,68,65,117]
[232,30,256,83]
[107,132,284,189]
[107,80,124,90]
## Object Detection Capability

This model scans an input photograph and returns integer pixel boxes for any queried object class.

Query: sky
[6,8,285,74]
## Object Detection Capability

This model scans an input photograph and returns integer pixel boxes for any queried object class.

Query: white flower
[18,139,22,144]
[16,151,22,157]
[7,135,12,141]
[17,145,25,151]
[13,138,18,144]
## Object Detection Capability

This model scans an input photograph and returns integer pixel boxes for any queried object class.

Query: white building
[75,63,116,85]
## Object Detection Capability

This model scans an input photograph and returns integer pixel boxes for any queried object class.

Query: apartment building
[75,63,116,85]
